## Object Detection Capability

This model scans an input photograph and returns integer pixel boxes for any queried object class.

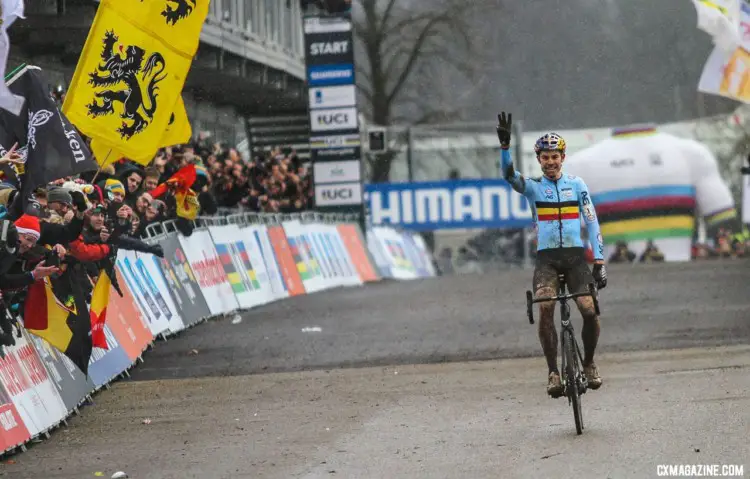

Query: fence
[0,213,435,457]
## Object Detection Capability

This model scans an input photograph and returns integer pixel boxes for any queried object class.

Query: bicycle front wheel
[563,329,584,435]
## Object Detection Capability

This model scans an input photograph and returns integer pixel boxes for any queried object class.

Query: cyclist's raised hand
[496,112,512,149]
[593,263,607,290]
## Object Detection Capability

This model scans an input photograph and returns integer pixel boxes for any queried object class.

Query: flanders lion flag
[90,95,192,166]
[62,0,206,162]
[24,276,93,375]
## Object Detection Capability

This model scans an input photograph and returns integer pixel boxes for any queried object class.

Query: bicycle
[525,273,601,435]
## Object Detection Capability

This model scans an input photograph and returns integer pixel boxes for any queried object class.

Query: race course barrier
[0,213,434,457]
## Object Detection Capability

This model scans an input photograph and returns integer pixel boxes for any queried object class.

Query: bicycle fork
[559,301,588,398]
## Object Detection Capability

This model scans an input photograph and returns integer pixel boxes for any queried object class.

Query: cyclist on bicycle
[496,112,607,398]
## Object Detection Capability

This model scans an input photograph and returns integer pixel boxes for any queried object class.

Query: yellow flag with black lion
[63,0,209,164]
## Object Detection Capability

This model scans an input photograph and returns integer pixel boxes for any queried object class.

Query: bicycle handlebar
[530,290,594,304]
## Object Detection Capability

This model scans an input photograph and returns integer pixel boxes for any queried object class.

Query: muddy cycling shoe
[584,362,602,390]
[547,371,563,398]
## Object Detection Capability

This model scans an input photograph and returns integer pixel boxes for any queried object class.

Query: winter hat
[14,214,41,240]
[104,179,125,197]
[47,186,73,205]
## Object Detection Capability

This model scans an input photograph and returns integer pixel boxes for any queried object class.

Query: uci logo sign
[318,113,349,125]
[322,187,353,200]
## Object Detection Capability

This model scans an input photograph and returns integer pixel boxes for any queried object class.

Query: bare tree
[352,0,489,182]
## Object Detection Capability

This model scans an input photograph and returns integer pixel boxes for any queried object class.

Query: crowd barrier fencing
[0,213,435,457]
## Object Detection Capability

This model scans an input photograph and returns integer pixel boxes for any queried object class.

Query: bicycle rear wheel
[563,329,584,435]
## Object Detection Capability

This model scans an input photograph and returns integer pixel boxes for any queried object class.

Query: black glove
[496,112,512,149]
[592,263,607,290]
[149,244,164,258]
[70,190,88,212]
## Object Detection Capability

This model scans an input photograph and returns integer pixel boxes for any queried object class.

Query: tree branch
[386,14,453,106]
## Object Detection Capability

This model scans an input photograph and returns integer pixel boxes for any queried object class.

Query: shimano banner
[303,14,363,215]
[365,179,535,231]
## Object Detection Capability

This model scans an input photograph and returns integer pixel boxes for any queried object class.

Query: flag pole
[90,147,115,184]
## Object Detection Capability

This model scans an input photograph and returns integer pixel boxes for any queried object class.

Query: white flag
[0,0,25,115]
[692,0,742,53]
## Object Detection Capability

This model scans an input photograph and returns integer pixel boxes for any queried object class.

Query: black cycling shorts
[533,247,594,294]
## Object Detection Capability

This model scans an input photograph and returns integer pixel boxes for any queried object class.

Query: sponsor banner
[372,226,420,280]
[101,267,153,362]
[306,227,338,288]
[409,233,438,277]
[283,220,328,293]
[307,64,355,87]
[366,226,395,278]
[311,146,362,163]
[134,251,186,334]
[178,229,239,316]
[28,334,94,413]
[0,330,68,437]
[159,234,211,325]
[208,225,276,309]
[267,225,307,296]
[304,16,352,34]
[310,134,361,149]
[309,85,356,109]
[86,321,134,389]
[399,231,436,278]
[242,225,289,302]
[116,250,172,336]
[321,224,363,287]
[0,380,29,453]
[314,160,361,184]
[337,223,381,282]
[315,182,363,206]
[365,179,535,231]
[305,31,354,66]
[310,107,358,132]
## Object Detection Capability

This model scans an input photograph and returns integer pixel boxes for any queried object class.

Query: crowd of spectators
[71,136,314,239]
[0,88,314,351]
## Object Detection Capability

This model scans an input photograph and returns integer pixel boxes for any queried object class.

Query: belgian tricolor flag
[24,274,93,375]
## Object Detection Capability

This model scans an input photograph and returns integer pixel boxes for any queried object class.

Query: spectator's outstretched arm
[38,214,84,246]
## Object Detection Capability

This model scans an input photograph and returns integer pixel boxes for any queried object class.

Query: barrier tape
[0,215,434,457]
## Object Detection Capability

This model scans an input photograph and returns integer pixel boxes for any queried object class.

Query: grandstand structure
[13,0,312,157]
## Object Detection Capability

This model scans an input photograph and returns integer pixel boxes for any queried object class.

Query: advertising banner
[86,322,133,389]
[27,334,94,412]
[243,225,289,302]
[370,226,420,280]
[337,223,380,282]
[365,179,535,231]
[366,226,395,278]
[0,330,68,437]
[0,380,29,453]
[159,234,211,326]
[282,220,328,293]
[134,251,185,334]
[105,268,154,361]
[87,268,153,387]
[303,14,363,215]
[400,231,436,278]
[116,250,172,336]
[178,229,239,316]
[208,224,275,309]
[333,225,363,285]
[267,225,307,296]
